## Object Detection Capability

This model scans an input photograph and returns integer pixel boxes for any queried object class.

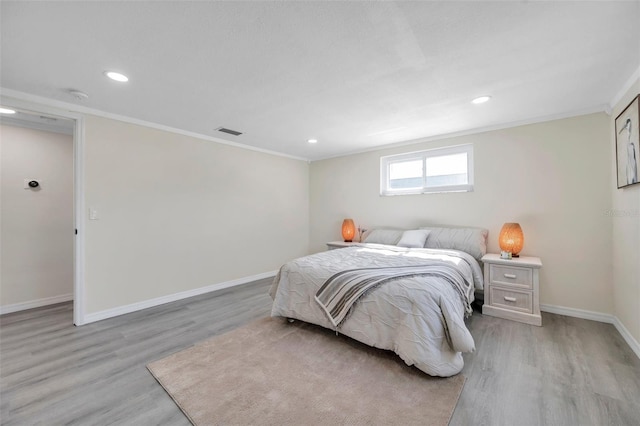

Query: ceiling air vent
[216,127,243,136]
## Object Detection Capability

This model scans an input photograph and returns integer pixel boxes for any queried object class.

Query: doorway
[0,104,84,325]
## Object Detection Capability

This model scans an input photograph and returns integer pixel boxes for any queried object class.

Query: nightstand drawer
[489,264,533,289]
[489,287,533,313]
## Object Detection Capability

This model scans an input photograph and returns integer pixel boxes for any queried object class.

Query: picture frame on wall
[615,94,640,189]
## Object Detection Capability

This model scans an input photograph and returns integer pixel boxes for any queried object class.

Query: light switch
[89,208,99,220]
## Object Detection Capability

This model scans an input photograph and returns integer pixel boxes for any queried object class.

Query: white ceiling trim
[312,104,610,162]
[0,88,309,162]
[2,87,613,164]
[609,64,640,112]
[0,116,73,135]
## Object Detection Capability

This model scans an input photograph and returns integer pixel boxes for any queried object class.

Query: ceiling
[1,1,639,161]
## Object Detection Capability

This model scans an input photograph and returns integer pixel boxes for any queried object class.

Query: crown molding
[609,64,640,112]
[311,104,609,162]
[0,115,74,135]
[0,88,308,162]
[2,86,623,164]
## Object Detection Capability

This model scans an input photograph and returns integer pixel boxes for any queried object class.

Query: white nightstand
[481,253,542,326]
[326,241,358,250]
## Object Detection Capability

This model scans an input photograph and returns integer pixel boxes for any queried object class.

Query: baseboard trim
[612,316,640,360]
[540,304,615,324]
[540,303,639,360]
[82,270,277,325]
[0,293,73,315]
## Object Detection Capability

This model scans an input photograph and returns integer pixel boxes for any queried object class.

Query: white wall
[2,97,632,340]
[610,80,640,344]
[83,115,309,315]
[310,113,613,314]
[0,124,74,308]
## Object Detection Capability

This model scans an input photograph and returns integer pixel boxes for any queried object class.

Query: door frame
[1,95,86,325]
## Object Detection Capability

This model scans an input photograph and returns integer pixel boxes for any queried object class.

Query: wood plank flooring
[451,305,640,426]
[1,280,639,425]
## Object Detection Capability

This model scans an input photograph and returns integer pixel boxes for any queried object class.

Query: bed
[269,227,487,377]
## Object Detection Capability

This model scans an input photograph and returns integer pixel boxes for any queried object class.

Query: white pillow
[397,230,431,248]
[363,229,404,245]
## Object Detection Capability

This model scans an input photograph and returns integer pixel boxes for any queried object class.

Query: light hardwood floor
[1,280,639,425]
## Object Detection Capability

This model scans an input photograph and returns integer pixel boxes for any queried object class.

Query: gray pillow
[363,229,405,245]
[419,226,489,260]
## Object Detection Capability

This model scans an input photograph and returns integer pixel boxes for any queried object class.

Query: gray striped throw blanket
[315,263,472,328]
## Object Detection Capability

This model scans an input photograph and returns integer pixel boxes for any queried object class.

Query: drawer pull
[504,296,517,302]
[503,273,517,279]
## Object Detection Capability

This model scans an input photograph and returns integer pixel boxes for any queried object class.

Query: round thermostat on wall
[24,179,42,190]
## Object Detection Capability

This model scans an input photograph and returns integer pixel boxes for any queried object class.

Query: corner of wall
[609,75,640,347]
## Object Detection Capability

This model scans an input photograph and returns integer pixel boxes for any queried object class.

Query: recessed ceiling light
[0,107,16,114]
[307,139,318,144]
[104,71,129,82]
[471,96,491,104]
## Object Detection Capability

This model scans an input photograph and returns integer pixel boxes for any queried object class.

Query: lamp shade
[342,219,356,242]
[499,223,524,257]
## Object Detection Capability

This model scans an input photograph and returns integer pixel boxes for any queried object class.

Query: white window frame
[380,144,474,196]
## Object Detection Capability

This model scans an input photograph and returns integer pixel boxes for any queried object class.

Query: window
[380,144,474,195]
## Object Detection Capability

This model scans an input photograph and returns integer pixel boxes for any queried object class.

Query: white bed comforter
[269,244,484,377]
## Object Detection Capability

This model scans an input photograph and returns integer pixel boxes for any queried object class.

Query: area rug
[147,317,465,426]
